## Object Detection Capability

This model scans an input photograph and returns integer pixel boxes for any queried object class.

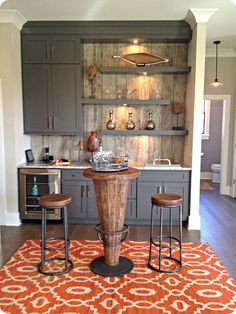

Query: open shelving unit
[100,66,191,75]
[101,129,188,136]
[81,98,170,105]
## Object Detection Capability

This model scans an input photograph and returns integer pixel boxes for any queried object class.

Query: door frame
[204,94,231,196]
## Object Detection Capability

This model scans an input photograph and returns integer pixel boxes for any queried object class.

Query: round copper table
[83,167,140,276]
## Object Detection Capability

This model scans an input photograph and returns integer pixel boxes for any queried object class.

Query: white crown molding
[185,8,218,29]
[0,10,27,30]
[206,48,236,57]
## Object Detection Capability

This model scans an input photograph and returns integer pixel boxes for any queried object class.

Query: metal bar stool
[148,193,182,273]
[38,194,74,276]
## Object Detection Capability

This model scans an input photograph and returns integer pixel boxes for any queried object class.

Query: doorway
[203,95,231,196]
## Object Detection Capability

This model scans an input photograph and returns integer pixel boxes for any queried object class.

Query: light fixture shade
[210,40,223,87]
[113,52,169,67]
[209,78,223,87]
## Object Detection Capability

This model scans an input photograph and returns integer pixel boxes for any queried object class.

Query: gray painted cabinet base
[61,169,190,225]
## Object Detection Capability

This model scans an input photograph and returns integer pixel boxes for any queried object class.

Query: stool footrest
[38,257,74,276]
[41,237,70,251]
[148,256,182,273]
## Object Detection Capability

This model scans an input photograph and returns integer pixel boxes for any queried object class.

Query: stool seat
[151,193,182,207]
[39,194,72,208]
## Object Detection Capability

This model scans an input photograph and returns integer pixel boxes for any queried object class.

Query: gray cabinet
[62,170,98,223]
[22,35,81,63]
[126,180,137,220]
[23,64,82,134]
[137,170,190,224]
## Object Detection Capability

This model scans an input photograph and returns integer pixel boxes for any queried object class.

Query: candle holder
[126,110,135,130]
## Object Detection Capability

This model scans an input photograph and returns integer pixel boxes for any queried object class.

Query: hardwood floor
[1,182,236,279]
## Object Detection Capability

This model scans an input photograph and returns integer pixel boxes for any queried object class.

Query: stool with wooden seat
[148,193,182,273]
[38,194,74,276]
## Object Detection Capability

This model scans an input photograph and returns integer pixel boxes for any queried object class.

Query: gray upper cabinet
[22,35,81,64]
[23,64,82,134]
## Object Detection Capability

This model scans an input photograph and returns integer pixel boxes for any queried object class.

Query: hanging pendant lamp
[210,40,223,87]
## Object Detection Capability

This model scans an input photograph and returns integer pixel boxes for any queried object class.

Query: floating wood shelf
[100,66,191,75]
[101,130,188,136]
[81,98,170,105]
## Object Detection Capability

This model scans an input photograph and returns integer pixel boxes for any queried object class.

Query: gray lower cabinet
[62,170,98,223]
[137,170,190,224]
[62,169,190,225]
[125,181,137,220]
[23,64,82,134]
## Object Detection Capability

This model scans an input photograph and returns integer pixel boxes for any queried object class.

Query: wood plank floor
[1,182,236,279]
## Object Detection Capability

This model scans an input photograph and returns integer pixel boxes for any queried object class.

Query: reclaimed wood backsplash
[31,43,188,164]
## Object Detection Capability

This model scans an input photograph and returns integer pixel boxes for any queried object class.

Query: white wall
[0,13,29,225]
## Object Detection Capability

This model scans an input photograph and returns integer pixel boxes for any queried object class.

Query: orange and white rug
[0,240,235,314]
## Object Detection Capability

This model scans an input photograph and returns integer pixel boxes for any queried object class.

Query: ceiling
[1,0,236,54]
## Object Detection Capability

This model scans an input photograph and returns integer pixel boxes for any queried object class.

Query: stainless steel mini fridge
[19,168,61,220]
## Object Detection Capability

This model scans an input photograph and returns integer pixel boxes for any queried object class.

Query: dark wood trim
[21,21,192,43]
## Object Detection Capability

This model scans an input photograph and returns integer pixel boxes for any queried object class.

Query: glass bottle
[106,109,116,130]
[32,176,39,196]
[145,111,156,130]
[126,110,135,130]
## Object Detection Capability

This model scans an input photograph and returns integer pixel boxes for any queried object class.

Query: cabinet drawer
[62,169,83,180]
[139,170,190,182]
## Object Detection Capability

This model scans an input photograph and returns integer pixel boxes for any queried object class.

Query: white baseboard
[200,172,212,180]
[2,212,21,226]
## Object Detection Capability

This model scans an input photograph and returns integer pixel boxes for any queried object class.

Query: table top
[83,167,140,181]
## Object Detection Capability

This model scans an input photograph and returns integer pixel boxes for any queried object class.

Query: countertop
[18,161,191,171]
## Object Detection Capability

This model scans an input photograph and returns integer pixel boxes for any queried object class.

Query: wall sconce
[209,40,223,87]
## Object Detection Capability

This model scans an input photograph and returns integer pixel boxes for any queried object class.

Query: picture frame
[25,149,34,163]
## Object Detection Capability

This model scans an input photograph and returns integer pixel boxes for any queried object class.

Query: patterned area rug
[0,240,236,314]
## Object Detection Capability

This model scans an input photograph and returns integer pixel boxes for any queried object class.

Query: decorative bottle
[106,109,116,130]
[126,110,135,130]
[145,111,156,130]
[32,176,39,196]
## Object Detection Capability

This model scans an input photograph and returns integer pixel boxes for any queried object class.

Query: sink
[144,164,181,170]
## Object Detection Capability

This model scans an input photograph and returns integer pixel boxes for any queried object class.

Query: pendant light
[210,40,223,87]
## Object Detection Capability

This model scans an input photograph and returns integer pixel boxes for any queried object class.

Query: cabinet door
[62,180,87,219]
[52,64,82,133]
[22,35,51,63]
[137,181,162,219]
[126,199,137,219]
[23,64,52,133]
[86,180,98,219]
[163,181,189,221]
[51,36,80,63]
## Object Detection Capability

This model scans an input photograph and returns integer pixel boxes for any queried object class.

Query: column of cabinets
[137,170,190,224]
[22,35,82,134]
[61,169,137,224]
[62,170,98,223]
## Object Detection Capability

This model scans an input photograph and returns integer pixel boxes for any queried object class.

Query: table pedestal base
[90,256,134,277]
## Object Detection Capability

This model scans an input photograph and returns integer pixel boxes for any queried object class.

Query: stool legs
[148,204,182,273]
[38,205,74,276]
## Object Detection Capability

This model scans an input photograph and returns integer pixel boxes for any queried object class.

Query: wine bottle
[32,176,39,196]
